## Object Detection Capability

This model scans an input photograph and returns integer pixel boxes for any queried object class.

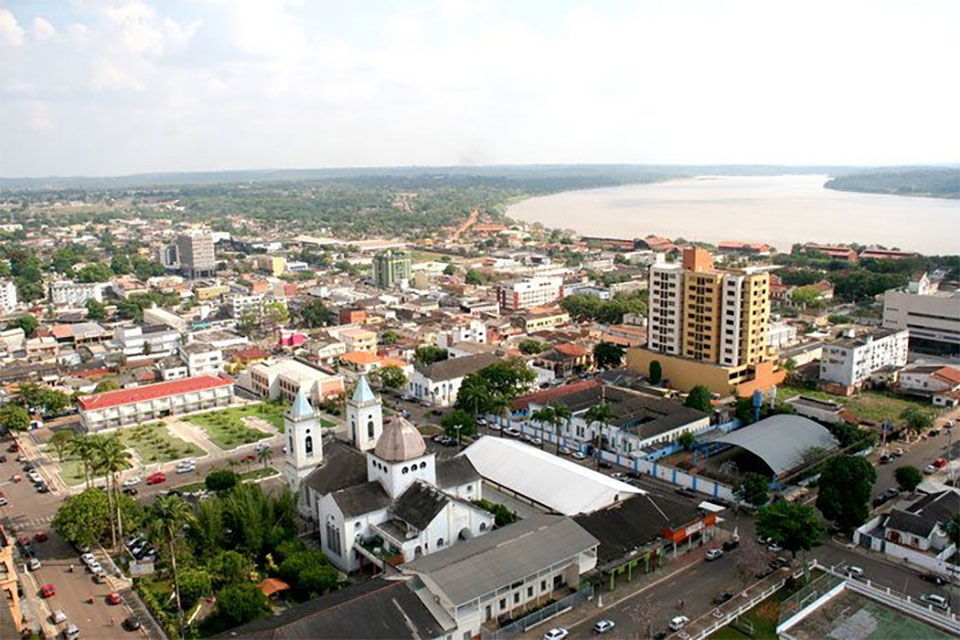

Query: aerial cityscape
[0,2,958,640]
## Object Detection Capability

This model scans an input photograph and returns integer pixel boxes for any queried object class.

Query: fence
[481,586,594,640]
[637,458,737,501]
[689,569,803,640]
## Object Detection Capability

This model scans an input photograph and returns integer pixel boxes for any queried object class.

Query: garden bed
[120,422,205,464]
[187,407,274,449]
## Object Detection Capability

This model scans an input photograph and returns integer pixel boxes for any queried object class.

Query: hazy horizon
[2,0,958,178]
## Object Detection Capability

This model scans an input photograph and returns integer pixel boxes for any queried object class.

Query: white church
[283,375,495,573]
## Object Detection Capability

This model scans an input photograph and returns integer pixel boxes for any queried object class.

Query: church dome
[373,417,426,462]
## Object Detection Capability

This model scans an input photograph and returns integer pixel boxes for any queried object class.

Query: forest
[824,168,959,199]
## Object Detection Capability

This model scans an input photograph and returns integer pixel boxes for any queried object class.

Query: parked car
[572,451,586,460]
[107,592,123,605]
[844,565,864,578]
[933,458,947,468]
[722,539,740,552]
[0,454,7,463]
[146,472,166,485]
[669,616,689,631]
[7,443,19,452]
[923,464,937,475]
[122,476,141,487]
[873,488,900,507]
[36,482,47,493]
[879,454,893,464]
[920,573,950,586]
[919,593,949,611]
[123,487,139,495]
[559,447,572,456]
[123,617,141,631]
[767,542,783,552]
[705,548,724,561]
[65,623,80,639]
[28,558,42,571]
[34,531,48,542]
[770,557,790,570]
[51,609,67,624]
[27,470,43,484]
[0,497,7,506]
[41,584,56,598]
[713,591,733,604]
[488,422,501,431]
[593,620,616,634]
[504,428,522,438]
[543,628,569,640]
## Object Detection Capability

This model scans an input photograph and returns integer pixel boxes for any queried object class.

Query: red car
[34,531,48,542]
[241,454,256,462]
[107,592,123,605]
[17,535,30,547]
[41,584,56,598]
[146,472,166,485]
[6,443,18,452]
[933,458,947,468]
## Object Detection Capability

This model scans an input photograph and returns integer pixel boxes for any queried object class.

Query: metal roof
[287,388,314,420]
[402,514,598,606]
[714,414,839,477]
[351,375,377,404]
[462,436,643,515]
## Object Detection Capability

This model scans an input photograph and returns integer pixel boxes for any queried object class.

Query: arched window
[420,461,427,469]
[305,435,314,456]
[414,545,422,557]
[402,466,409,474]
[437,538,445,547]
[367,419,375,439]
[479,522,487,531]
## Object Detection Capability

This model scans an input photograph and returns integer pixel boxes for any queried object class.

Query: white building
[227,293,265,321]
[646,260,684,355]
[78,375,234,431]
[286,378,494,574]
[497,276,564,310]
[407,353,500,407]
[49,281,103,308]
[247,358,344,405]
[0,279,17,314]
[768,321,799,351]
[178,342,223,376]
[883,273,960,357]
[114,324,182,358]
[143,306,187,332]
[819,328,910,390]
[437,319,487,349]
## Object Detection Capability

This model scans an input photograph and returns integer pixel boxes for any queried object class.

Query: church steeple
[347,375,382,452]
[284,388,321,494]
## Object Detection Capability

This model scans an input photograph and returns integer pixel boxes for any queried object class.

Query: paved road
[872,425,957,500]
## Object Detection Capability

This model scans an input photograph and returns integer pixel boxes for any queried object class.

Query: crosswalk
[1,512,56,528]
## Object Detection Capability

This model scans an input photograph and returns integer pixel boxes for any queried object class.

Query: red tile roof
[555,343,589,358]
[932,367,960,386]
[512,378,602,410]
[77,375,233,411]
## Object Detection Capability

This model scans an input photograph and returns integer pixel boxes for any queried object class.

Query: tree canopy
[756,500,824,559]
[816,455,877,532]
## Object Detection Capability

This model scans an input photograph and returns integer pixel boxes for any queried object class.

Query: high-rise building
[631,247,782,396]
[497,276,565,310]
[175,231,216,279]
[372,249,411,289]
[0,279,17,314]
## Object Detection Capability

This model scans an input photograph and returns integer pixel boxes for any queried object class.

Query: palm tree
[68,434,97,488]
[585,400,614,470]
[487,393,512,436]
[531,406,556,449]
[552,403,572,455]
[457,375,490,421]
[95,436,132,551]
[149,495,196,639]
[257,446,271,469]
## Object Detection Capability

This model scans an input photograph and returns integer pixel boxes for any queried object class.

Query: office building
[497,276,565,310]
[882,273,960,356]
[176,231,216,279]
[372,249,411,289]
[820,328,909,391]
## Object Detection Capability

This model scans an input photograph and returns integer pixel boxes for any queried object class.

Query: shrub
[205,470,239,492]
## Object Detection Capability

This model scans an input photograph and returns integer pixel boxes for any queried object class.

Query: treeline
[824,168,960,199]
[560,290,648,324]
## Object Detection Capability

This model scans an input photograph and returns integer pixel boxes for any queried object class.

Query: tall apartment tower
[647,247,770,368]
[372,249,411,289]
[175,231,216,279]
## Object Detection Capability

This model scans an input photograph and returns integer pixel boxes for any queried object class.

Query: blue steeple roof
[288,388,315,420]
[352,375,377,404]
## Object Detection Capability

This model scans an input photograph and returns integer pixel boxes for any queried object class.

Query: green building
[372,250,411,289]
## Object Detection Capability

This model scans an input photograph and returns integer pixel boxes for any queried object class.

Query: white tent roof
[462,436,644,515]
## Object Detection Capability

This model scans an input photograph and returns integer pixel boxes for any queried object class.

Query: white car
[80,553,96,566]
[559,447,572,456]
[0,496,8,506]
[920,593,949,611]
[542,628,569,640]
[669,616,690,631]
[87,561,103,574]
[705,548,724,561]
[593,620,616,634]
[28,470,43,483]
[845,565,864,578]
[66,623,80,639]
[122,476,141,487]
[176,463,196,474]
[51,609,67,624]
[923,464,937,475]
[488,422,501,431]
[28,557,42,570]
[572,451,586,460]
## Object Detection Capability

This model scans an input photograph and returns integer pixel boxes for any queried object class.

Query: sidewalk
[518,546,710,639]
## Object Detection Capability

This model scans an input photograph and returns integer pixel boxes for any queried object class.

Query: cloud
[32,17,55,41]
[0,8,24,46]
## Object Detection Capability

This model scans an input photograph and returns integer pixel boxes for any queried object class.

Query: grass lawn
[120,423,205,464]
[239,466,280,481]
[320,417,336,429]
[409,249,453,262]
[57,456,121,487]
[778,386,935,424]
[187,405,276,450]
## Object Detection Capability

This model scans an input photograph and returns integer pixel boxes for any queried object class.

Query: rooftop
[77,375,233,411]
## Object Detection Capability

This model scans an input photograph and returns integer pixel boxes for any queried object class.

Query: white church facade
[284,376,494,573]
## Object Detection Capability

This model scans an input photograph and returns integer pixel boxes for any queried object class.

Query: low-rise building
[228,293,265,321]
[49,280,103,308]
[115,324,182,358]
[497,276,564,310]
[768,321,799,350]
[248,358,344,405]
[819,328,909,391]
[520,308,570,332]
[340,328,377,353]
[143,306,187,332]
[407,353,500,407]
[898,364,960,397]
[179,342,224,376]
[78,375,234,431]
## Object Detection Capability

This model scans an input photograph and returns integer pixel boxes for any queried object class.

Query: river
[506,175,960,255]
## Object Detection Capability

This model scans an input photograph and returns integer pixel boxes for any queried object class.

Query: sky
[1,0,958,177]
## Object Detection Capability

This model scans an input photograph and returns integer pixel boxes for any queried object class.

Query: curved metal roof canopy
[714,414,839,477]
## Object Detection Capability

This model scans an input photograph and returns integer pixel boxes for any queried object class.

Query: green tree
[816,455,877,532]
[94,435,132,551]
[377,365,407,390]
[206,470,239,493]
[475,358,536,399]
[440,409,476,442]
[472,499,517,527]
[279,550,339,597]
[49,429,75,462]
[8,314,39,338]
[414,345,448,366]
[238,308,259,337]
[53,488,112,549]
[677,431,696,452]
[76,263,114,283]
[756,500,824,559]
[593,341,625,369]
[68,434,99,487]
[585,400,615,470]
[465,269,483,285]
[215,582,269,627]
[900,406,933,437]
[894,465,923,492]
[684,385,713,413]
[257,446,271,469]
[207,550,254,587]
[455,375,490,419]
[86,299,107,321]
[264,300,290,325]
[177,569,212,610]
[380,329,398,345]
[149,495,196,639]
[791,287,823,309]
[519,339,547,355]
[110,253,131,275]
[734,472,770,507]
[443,264,457,276]
[551,403,572,454]
[95,379,120,393]
[0,404,30,432]
[301,299,333,327]
[649,360,662,384]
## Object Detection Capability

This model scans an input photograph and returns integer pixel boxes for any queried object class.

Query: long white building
[497,276,564,310]
[819,328,909,390]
